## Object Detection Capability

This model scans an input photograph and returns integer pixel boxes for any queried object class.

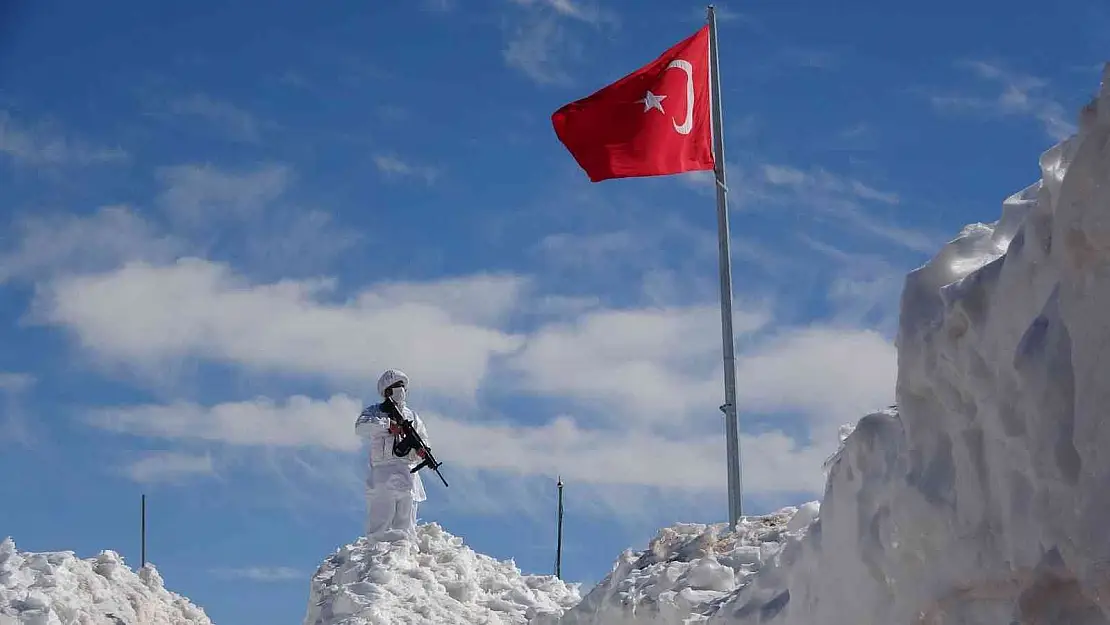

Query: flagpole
[707,4,744,529]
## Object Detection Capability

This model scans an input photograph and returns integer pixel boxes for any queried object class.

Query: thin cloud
[761,164,898,205]
[155,162,292,225]
[778,47,840,70]
[376,105,411,122]
[500,0,615,86]
[0,110,127,167]
[502,14,577,86]
[210,566,301,582]
[0,372,35,393]
[928,60,1076,141]
[0,373,35,446]
[122,451,216,484]
[507,0,614,24]
[755,163,944,254]
[167,94,260,142]
[797,233,906,333]
[91,395,363,452]
[422,0,454,11]
[0,205,185,285]
[534,231,643,268]
[151,161,358,277]
[373,154,440,184]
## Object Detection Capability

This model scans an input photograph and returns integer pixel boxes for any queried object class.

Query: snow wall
[547,66,1110,625]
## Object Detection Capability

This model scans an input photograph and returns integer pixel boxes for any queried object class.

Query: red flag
[551,25,715,182]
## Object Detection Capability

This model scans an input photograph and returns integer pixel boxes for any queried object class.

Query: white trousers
[364,485,417,539]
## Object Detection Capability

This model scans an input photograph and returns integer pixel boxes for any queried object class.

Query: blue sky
[0,0,1104,623]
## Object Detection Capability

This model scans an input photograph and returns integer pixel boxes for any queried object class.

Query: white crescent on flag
[665,59,694,135]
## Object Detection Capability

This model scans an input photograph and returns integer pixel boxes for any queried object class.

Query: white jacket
[355,402,429,502]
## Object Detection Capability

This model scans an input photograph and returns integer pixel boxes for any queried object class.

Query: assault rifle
[383,397,449,488]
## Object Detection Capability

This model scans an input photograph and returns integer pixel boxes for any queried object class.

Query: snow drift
[547,505,818,625]
[0,537,211,625]
[303,523,581,625]
[545,66,1110,625]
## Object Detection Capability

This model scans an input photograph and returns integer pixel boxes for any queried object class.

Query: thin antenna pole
[140,494,146,568]
[707,3,744,528]
[555,476,564,579]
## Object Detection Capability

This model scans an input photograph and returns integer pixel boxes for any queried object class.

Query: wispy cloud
[534,231,644,269]
[0,205,184,285]
[928,60,1076,141]
[0,110,127,167]
[507,0,612,24]
[832,122,879,151]
[761,164,898,205]
[500,0,615,86]
[0,373,34,393]
[122,451,216,484]
[502,15,578,86]
[151,161,359,277]
[373,154,440,184]
[92,396,362,452]
[777,47,840,70]
[167,94,261,142]
[30,259,526,399]
[422,0,455,11]
[376,105,411,122]
[155,162,292,225]
[210,566,301,582]
[755,163,943,253]
[0,373,35,446]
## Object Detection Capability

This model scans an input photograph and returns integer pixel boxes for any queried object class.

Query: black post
[555,476,564,579]
[140,494,146,568]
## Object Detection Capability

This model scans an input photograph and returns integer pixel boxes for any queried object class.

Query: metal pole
[141,494,146,568]
[707,4,744,528]
[555,476,564,578]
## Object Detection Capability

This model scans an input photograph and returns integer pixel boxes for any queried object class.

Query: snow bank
[551,66,1110,625]
[0,537,211,625]
[303,522,581,625]
[549,505,818,625]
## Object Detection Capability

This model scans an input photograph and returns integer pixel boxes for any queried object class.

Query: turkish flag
[551,25,715,182]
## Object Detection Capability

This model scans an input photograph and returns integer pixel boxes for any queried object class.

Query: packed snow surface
[545,65,1110,625]
[0,537,212,625]
[303,522,581,625]
[546,505,818,625]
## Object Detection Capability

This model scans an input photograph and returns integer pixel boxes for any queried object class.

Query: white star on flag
[638,90,666,113]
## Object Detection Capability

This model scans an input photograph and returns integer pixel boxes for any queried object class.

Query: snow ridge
[303,523,581,625]
[0,537,212,625]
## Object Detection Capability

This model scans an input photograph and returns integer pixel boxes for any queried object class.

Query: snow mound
[549,65,1110,625]
[549,505,818,625]
[0,537,212,625]
[303,522,581,625]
